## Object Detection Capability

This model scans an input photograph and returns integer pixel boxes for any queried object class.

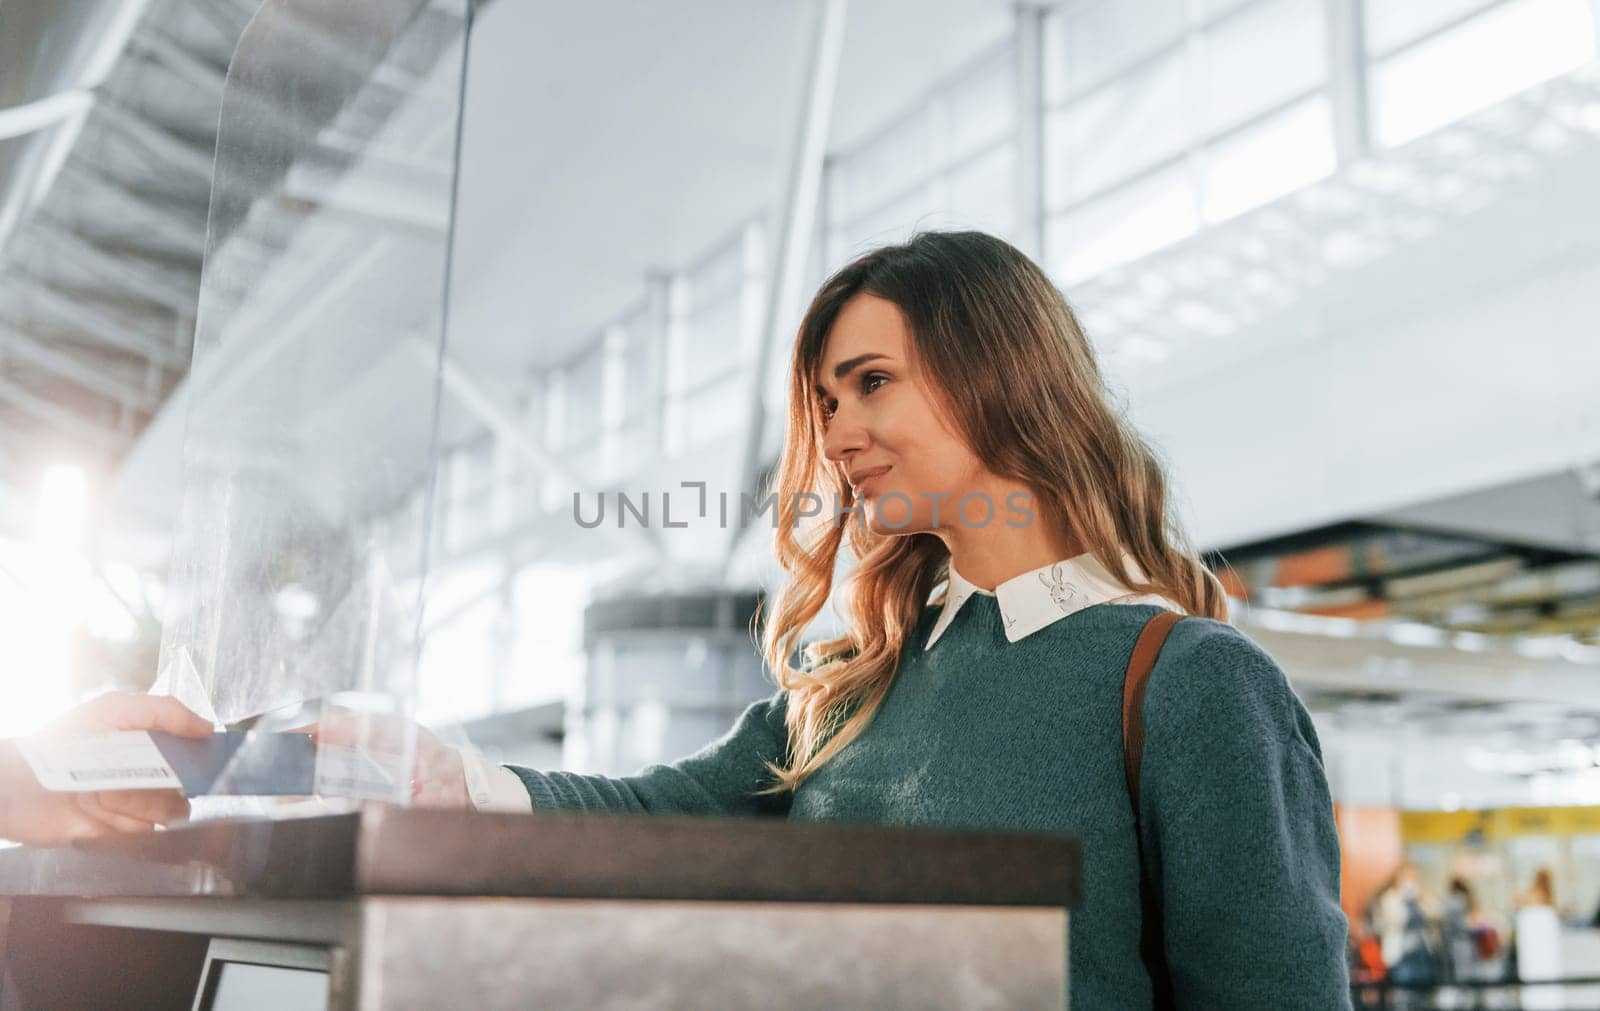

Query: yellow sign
[1401,810,1489,844]
[1401,806,1600,842]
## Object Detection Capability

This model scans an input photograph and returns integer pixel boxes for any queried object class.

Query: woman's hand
[411,724,472,809]
[301,714,471,810]
[0,693,212,847]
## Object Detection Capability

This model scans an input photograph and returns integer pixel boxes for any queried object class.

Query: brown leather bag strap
[1123,608,1184,1010]
[1123,609,1183,811]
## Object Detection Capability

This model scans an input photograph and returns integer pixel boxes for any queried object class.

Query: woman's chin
[862,499,921,535]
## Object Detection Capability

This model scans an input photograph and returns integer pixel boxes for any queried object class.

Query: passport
[147,730,317,797]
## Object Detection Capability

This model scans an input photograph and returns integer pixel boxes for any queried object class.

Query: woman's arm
[1139,619,1352,1010]
[312,689,793,817]
[503,689,793,818]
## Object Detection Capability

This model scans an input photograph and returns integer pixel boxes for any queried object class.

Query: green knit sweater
[507,599,1352,1009]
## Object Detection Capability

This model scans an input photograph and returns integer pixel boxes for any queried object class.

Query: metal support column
[1014,3,1048,262]
[1326,0,1371,167]
[723,0,848,581]
[645,272,673,456]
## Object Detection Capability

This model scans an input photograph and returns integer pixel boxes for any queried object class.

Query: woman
[1441,875,1495,986]
[1440,877,1472,979]
[391,231,1351,1007]
[1515,867,1563,1009]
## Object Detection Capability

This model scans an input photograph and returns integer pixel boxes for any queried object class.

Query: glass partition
[155,0,471,804]
[403,0,827,778]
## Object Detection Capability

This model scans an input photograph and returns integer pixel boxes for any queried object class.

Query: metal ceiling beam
[0,373,124,451]
[0,320,155,410]
[187,0,253,51]
[282,159,451,237]
[1242,610,1600,711]
[271,4,429,97]
[25,224,197,315]
[95,98,216,181]
[0,91,95,142]
[54,164,207,255]
[135,22,448,177]
[127,29,227,98]
[2,279,185,368]
[131,25,375,192]
[0,0,155,258]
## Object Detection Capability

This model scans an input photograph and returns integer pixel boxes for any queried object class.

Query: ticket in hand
[15,730,317,797]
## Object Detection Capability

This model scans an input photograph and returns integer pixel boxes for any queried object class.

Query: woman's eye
[818,374,884,422]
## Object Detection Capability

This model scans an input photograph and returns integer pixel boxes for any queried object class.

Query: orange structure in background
[1336,804,1404,926]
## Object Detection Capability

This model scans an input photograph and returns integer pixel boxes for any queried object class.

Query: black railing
[1351,975,1600,1010]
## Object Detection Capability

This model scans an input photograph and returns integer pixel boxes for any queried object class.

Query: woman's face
[815,294,990,536]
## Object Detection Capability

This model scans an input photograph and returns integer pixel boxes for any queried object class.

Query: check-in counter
[0,807,1078,1009]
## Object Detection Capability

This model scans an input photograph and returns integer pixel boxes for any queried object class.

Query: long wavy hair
[756,230,1229,793]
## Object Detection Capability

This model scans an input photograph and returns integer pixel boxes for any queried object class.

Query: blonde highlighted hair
[756,231,1228,794]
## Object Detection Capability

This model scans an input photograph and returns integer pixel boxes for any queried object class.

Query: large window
[825,41,1019,268]
[663,221,765,455]
[1366,0,1597,148]
[1043,0,1336,282]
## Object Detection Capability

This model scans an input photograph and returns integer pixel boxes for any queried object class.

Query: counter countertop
[0,805,1081,906]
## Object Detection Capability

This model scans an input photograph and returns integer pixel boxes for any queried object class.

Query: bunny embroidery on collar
[1039,563,1087,613]
[924,550,1183,650]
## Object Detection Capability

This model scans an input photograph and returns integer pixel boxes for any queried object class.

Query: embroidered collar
[924,550,1180,650]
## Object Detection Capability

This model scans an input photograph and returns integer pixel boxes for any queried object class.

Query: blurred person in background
[0,693,211,845]
[1347,917,1390,1009]
[1373,860,1437,1007]
[1440,877,1476,983]
[1440,875,1504,1005]
[1515,868,1563,1009]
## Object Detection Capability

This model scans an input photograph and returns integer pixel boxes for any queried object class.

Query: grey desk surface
[0,806,1080,907]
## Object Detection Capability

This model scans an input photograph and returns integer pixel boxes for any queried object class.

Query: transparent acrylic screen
[155,0,471,806]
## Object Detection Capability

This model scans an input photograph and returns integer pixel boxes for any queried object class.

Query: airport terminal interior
[2,0,1600,1007]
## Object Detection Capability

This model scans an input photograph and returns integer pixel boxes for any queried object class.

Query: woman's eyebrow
[814,353,891,397]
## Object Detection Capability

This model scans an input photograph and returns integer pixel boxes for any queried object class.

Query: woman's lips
[852,466,891,495]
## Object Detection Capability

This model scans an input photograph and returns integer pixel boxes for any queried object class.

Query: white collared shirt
[461,746,536,812]
[924,550,1183,651]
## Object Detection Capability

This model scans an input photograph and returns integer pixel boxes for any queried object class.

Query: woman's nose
[822,415,867,463]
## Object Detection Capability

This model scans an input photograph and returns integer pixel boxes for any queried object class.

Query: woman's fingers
[298,713,413,753]
[414,740,471,809]
[283,717,467,807]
